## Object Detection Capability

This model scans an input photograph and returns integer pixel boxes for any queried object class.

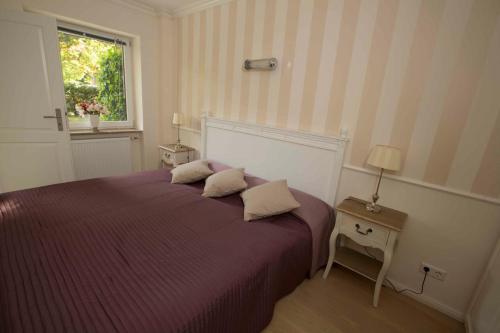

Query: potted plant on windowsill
[75,101,109,132]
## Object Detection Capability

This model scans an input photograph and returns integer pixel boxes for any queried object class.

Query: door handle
[43,108,64,131]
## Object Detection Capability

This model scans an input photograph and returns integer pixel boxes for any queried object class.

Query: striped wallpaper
[176,0,500,199]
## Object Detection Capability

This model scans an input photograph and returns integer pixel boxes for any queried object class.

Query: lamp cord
[363,246,428,295]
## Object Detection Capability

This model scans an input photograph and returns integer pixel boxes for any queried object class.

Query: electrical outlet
[420,262,447,281]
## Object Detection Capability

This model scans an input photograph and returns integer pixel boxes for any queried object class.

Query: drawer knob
[355,224,373,236]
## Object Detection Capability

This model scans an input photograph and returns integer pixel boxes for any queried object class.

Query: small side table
[158,144,195,168]
[323,196,407,307]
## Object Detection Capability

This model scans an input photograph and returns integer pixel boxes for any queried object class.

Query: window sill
[70,128,143,140]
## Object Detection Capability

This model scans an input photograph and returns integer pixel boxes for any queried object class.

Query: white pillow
[171,160,213,184]
[240,180,300,221]
[202,168,248,198]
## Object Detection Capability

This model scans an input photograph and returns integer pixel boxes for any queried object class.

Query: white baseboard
[384,279,464,322]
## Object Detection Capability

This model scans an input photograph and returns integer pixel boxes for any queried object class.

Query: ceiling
[135,0,202,12]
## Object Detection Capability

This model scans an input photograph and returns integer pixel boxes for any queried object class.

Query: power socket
[420,262,447,281]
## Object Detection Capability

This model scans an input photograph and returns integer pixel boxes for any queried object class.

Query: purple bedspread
[0,169,330,333]
[208,162,335,276]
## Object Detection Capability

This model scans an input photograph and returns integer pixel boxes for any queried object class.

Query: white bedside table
[158,144,195,167]
[323,196,407,307]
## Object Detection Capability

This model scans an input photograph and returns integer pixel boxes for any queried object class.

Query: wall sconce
[243,58,278,71]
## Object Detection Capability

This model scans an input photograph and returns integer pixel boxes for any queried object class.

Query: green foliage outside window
[58,31,127,122]
[97,48,127,121]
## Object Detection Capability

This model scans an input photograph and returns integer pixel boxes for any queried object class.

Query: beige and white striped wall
[176,0,500,201]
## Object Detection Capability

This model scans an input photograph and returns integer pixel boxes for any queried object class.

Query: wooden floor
[263,266,465,333]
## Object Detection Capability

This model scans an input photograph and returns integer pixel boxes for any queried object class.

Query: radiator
[71,138,133,180]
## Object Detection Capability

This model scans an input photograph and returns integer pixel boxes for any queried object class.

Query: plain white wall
[2,0,171,170]
[0,0,21,10]
[467,238,500,333]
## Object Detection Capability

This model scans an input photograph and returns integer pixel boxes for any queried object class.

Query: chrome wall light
[243,58,278,71]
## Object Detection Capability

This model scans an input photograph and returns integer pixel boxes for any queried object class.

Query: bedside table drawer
[339,214,390,249]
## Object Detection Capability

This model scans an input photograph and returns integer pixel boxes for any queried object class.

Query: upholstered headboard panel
[201,116,348,206]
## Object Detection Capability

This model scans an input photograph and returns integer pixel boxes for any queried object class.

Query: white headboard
[201,116,348,206]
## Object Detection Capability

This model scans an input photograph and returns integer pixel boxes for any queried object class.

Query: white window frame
[57,22,135,130]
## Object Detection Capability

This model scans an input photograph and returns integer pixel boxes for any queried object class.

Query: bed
[0,117,348,333]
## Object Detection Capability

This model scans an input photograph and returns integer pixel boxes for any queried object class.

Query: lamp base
[366,192,381,213]
[365,202,381,213]
[174,142,183,150]
[175,125,182,150]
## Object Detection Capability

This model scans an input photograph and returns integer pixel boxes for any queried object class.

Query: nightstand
[323,196,407,307]
[158,144,195,167]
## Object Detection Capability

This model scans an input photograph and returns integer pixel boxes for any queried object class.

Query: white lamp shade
[366,145,401,171]
[172,113,183,125]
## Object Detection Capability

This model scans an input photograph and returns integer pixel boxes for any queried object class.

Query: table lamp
[365,145,401,213]
[172,113,183,149]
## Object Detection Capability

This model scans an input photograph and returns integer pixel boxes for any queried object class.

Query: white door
[467,238,500,333]
[0,10,74,192]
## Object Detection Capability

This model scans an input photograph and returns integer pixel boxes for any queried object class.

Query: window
[57,23,134,129]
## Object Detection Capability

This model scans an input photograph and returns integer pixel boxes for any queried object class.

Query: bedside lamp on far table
[365,145,401,213]
[158,113,195,168]
[172,112,183,149]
